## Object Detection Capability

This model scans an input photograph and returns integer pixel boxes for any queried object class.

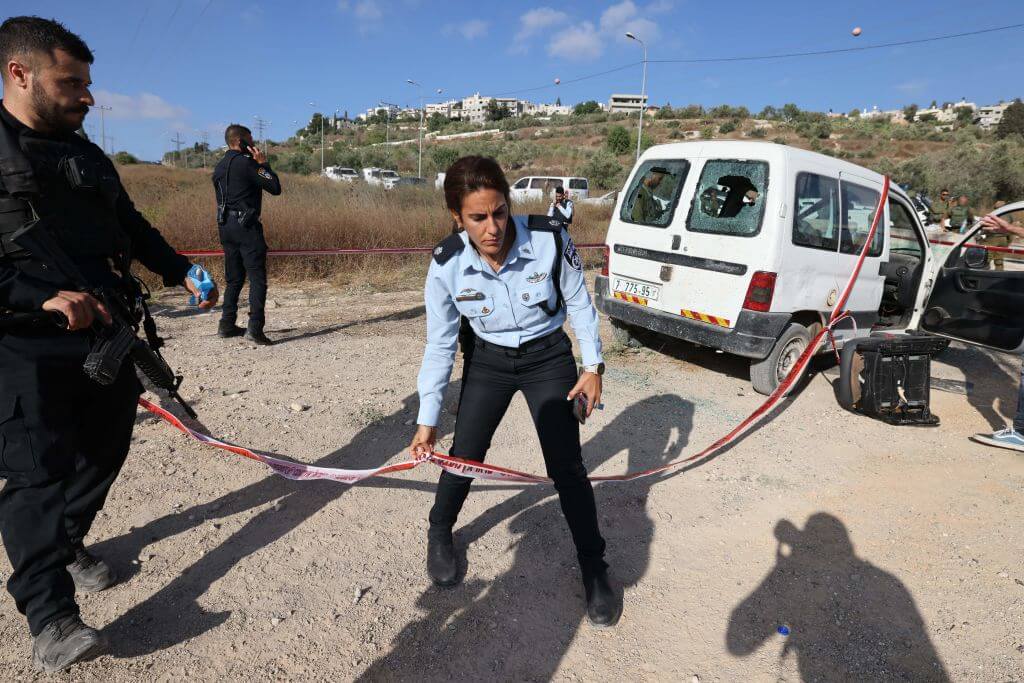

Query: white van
[594,141,1024,393]
[510,176,590,202]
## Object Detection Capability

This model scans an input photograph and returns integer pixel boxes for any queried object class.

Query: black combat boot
[244,328,273,345]
[582,567,621,627]
[66,545,117,593]
[426,526,458,587]
[217,320,245,338]
[32,615,105,673]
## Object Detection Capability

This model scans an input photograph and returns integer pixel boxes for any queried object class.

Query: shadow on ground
[727,512,950,682]
[356,394,694,681]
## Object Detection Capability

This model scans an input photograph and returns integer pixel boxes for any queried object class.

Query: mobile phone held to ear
[573,394,588,425]
[239,139,252,155]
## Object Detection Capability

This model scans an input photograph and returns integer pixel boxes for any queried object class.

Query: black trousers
[219,214,268,332]
[0,331,140,635]
[429,330,607,575]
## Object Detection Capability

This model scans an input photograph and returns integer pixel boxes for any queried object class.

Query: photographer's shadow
[356,394,694,681]
[727,513,949,681]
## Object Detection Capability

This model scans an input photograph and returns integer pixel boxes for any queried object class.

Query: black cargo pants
[0,330,139,635]
[219,212,268,333]
[428,330,607,575]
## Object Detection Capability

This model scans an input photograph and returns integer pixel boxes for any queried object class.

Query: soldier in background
[945,194,975,233]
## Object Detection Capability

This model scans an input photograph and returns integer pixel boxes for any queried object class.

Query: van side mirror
[963,246,989,269]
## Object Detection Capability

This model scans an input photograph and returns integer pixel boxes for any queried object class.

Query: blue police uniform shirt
[416,215,603,427]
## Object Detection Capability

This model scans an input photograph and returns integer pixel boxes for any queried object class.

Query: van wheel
[610,318,641,348]
[750,323,812,395]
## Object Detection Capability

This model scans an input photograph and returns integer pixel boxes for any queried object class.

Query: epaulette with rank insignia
[432,232,465,265]
[525,214,567,233]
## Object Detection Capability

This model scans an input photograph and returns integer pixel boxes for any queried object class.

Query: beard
[30,82,88,135]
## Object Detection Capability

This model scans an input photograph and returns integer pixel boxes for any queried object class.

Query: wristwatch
[582,363,605,376]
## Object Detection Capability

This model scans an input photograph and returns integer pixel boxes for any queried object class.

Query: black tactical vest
[0,108,129,291]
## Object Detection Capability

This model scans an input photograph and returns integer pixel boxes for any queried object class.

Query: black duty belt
[473,329,568,357]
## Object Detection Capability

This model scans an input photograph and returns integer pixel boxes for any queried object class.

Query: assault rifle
[4,215,197,418]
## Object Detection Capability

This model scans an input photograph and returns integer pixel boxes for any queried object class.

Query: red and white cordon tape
[927,238,1024,256]
[176,244,606,258]
[144,182,889,485]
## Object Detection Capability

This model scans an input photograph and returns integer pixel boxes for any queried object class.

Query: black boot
[426,527,458,587]
[32,615,105,673]
[217,320,245,338]
[583,568,621,627]
[244,328,273,346]
[66,545,117,593]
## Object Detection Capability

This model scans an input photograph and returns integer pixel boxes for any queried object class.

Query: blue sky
[3,0,1023,161]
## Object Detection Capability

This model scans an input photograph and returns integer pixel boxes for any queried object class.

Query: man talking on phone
[212,124,281,345]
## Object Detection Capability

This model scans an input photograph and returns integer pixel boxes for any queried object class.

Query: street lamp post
[405,80,425,178]
[625,32,647,162]
[97,104,112,154]
[308,102,325,174]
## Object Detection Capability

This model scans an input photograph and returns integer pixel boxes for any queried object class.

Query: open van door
[916,200,1024,353]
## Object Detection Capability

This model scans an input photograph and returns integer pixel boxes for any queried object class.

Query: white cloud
[91,90,189,120]
[550,22,603,61]
[519,1,670,62]
[895,80,929,95]
[443,18,489,40]
[516,7,570,41]
[337,0,386,32]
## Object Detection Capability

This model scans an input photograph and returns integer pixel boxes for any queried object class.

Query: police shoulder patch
[525,214,566,233]
[563,236,582,272]
[257,167,273,180]
[432,232,465,265]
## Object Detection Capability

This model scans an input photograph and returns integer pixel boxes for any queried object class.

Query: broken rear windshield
[687,159,769,237]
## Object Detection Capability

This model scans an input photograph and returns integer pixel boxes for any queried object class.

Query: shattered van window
[793,172,840,252]
[840,181,883,256]
[620,159,691,228]
[687,159,769,237]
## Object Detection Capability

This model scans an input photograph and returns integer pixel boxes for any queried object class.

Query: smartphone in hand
[573,394,588,425]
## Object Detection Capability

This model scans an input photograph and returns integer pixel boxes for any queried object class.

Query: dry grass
[121,165,612,291]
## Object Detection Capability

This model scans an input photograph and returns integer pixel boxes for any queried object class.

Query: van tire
[750,323,812,396]
[610,318,641,348]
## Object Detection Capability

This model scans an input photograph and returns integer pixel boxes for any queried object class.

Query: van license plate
[613,278,660,301]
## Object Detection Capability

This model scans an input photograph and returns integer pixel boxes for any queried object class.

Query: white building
[426,99,461,119]
[915,98,976,124]
[975,102,1011,129]
[460,93,522,124]
[608,93,648,114]
[522,102,571,117]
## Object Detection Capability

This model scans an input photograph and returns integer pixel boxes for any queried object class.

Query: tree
[573,100,601,115]
[431,145,459,173]
[605,125,631,154]
[555,96,561,106]
[919,113,937,123]
[581,150,624,190]
[112,151,138,165]
[427,112,447,132]
[782,103,802,122]
[848,108,861,118]
[485,98,511,121]
[954,106,975,125]
[903,104,919,123]
[996,100,1024,139]
[758,105,780,120]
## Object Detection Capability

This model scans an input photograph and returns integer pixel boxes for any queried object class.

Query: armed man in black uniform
[0,17,217,672]
[212,124,281,345]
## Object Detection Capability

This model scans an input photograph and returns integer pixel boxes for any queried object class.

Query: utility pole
[252,115,269,148]
[106,136,115,156]
[405,81,441,179]
[308,102,323,175]
[170,132,185,167]
[626,32,648,162]
[98,104,112,154]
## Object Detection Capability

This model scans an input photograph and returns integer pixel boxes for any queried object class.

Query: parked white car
[510,175,590,202]
[378,170,402,189]
[324,166,359,182]
[363,168,400,187]
[435,172,446,190]
[594,140,1024,394]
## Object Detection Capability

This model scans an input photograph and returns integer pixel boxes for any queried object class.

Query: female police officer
[409,156,618,626]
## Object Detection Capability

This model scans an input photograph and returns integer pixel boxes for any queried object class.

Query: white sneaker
[971,428,1024,453]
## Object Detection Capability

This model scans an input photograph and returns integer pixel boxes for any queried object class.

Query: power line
[487,21,1024,99]
[648,22,1024,65]
[126,0,155,56]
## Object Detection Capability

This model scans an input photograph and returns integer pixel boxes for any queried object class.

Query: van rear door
[607,158,694,317]
[918,202,1024,353]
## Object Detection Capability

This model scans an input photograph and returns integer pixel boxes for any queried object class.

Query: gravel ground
[1,279,1022,681]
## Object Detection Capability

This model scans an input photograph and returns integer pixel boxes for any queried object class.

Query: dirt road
[1,282,1022,681]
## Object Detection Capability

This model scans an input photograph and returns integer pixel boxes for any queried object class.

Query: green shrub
[581,150,624,190]
[749,127,767,138]
[718,120,737,134]
[606,125,631,154]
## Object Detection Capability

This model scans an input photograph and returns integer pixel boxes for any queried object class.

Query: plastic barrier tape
[176,244,606,258]
[146,182,888,484]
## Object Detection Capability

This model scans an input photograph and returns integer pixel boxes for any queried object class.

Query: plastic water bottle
[777,625,790,636]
